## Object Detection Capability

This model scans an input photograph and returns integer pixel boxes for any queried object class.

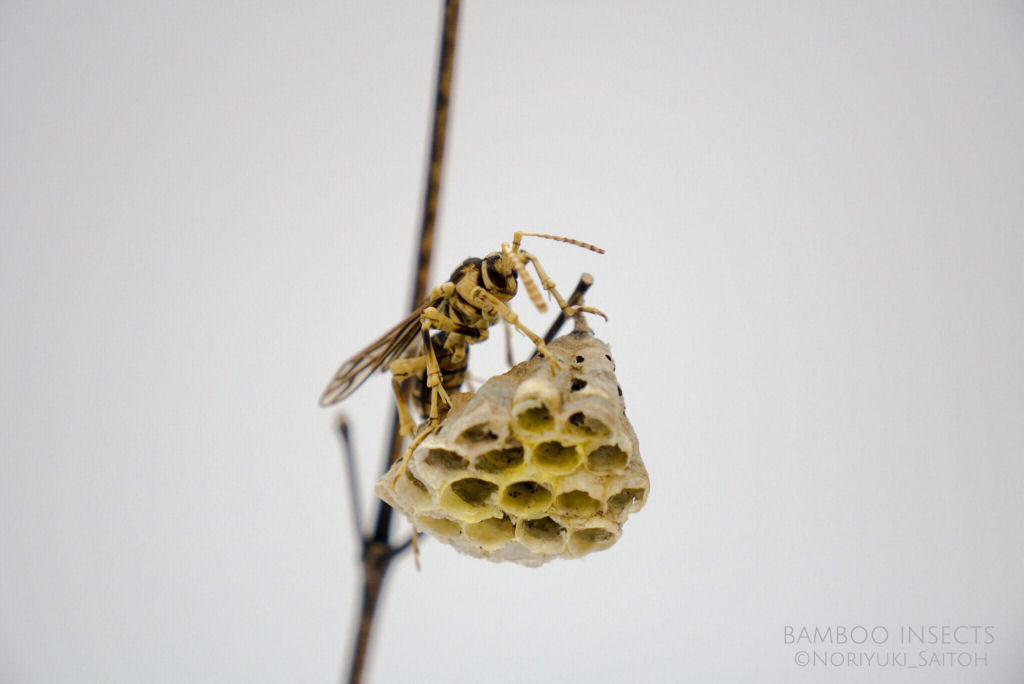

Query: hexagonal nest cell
[376,330,648,567]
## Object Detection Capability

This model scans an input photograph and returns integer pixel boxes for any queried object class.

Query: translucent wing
[319,299,433,407]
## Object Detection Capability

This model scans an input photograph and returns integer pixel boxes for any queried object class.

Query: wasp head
[482,251,518,299]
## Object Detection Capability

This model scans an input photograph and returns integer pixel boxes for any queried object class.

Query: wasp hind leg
[390,328,452,488]
[389,378,417,437]
[420,328,452,412]
[390,414,440,488]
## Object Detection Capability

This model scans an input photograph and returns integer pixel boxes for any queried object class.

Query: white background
[3,2,1022,682]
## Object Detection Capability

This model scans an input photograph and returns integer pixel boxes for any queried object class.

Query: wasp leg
[391,330,453,485]
[421,307,487,339]
[389,355,429,437]
[419,328,451,410]
[391,416,439,488]
[507,249,547,312]
[563,304,608,321]
[470,286,562,372]
[518,249,607,320]
[390,378,417,437]
[411,527,421,571]
[503,319,515,368]
[426,281,457,301]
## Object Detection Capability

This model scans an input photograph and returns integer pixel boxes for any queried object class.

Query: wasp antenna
[499,242,513,275]
[513,231,605,255]
[510,250,547,312]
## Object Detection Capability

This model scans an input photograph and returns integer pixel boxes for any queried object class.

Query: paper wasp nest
[376,330,648,567]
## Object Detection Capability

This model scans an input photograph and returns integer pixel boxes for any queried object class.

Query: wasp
[319,231,605,477]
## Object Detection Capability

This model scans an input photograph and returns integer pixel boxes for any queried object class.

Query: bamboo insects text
[319,232,605,482]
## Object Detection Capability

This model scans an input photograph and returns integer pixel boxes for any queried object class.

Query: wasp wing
[319,300,433,407]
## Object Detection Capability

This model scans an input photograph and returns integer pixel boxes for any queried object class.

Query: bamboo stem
[344,2,461,683]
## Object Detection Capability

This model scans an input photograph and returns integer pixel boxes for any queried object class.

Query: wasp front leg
[421,307,488,341]
[520,250,607,321]
[470,287,562,372]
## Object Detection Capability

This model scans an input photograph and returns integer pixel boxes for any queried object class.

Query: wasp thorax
[376,330,648,567]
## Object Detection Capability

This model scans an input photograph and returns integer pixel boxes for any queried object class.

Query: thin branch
[335,417,364,539]
[347,540,389,684]
[372,0,461,549]
[345,2,461,683]
[410,0,460,309]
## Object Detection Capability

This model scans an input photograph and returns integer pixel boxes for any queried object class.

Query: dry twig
[342,2,460,683]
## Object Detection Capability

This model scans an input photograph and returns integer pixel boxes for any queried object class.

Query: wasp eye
[484,257,511,291]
